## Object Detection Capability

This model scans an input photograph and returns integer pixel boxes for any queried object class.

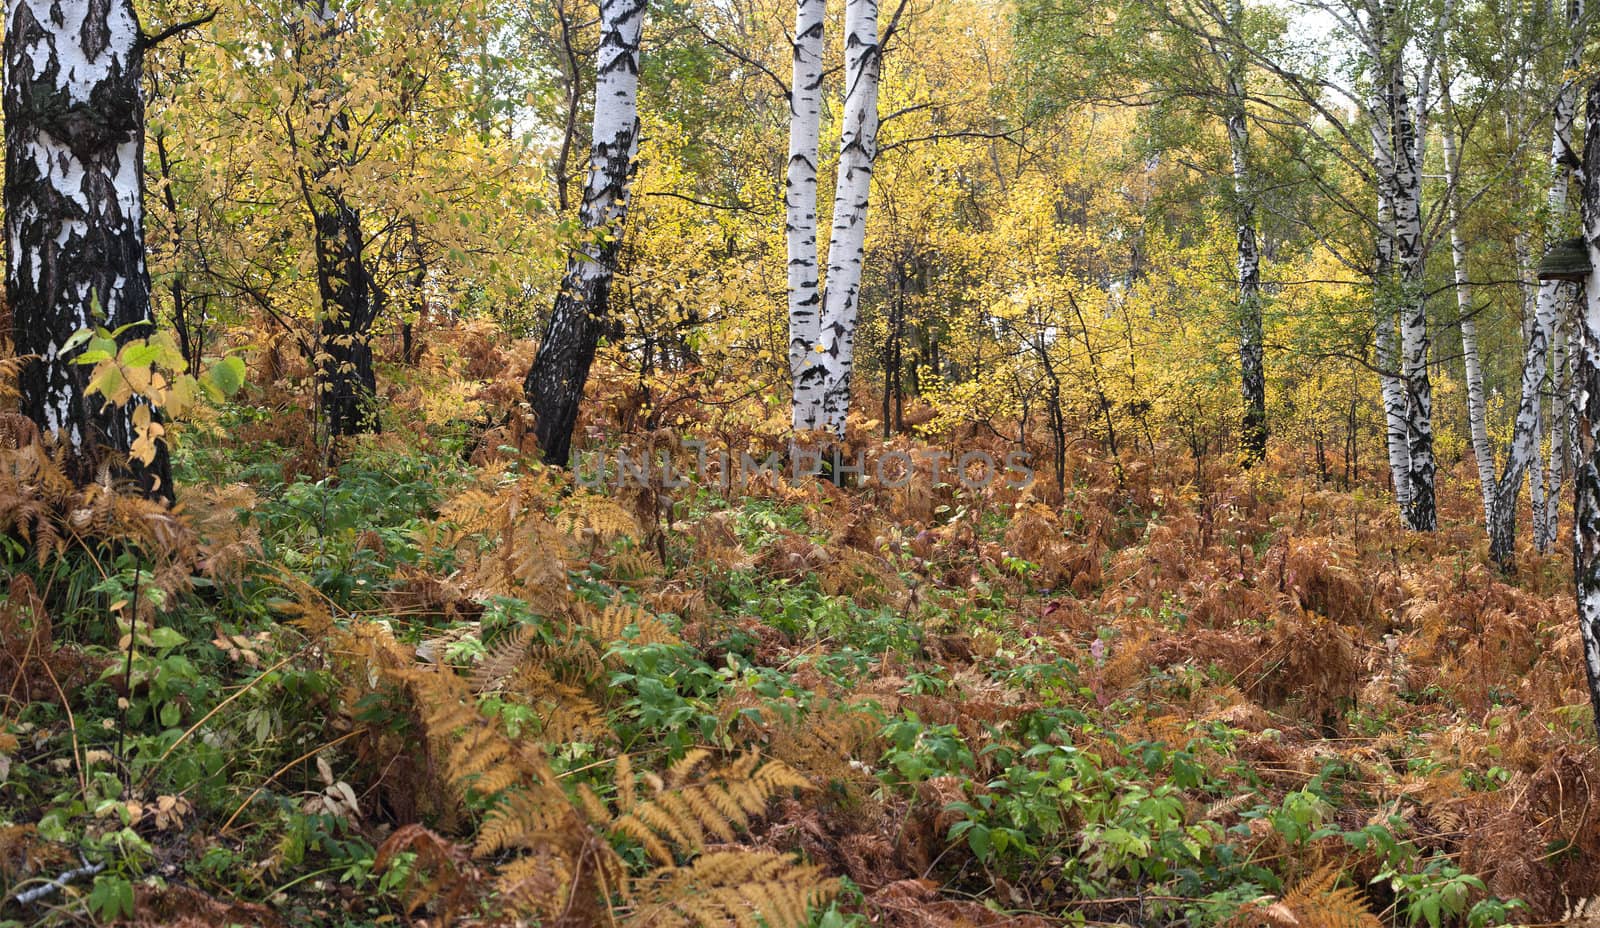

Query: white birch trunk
[1570,73,1600,742]
[4,0,171,496]
[1391,62,1436,531]
[785,0,824,399]
[1368,17,1412,512]
[522,0,645,466]
[1543,310,1573,549]
[795,0,881,436]
[1224,0,1266,466]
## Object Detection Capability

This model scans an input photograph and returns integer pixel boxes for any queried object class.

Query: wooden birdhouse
[1538,236,1592,282]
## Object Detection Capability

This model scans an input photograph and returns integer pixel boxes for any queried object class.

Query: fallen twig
[10,857,105,906]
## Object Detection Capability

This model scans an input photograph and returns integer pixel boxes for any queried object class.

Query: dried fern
[1252,865,1380,928]
[612,750,811,865]
[625,850,838,928]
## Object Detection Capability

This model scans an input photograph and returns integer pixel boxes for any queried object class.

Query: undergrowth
[0,333,1592,927]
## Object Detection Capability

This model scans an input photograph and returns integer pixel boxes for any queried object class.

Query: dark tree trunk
[313,193,379,438]
[5,0,172,499]
[153,134,204,376]
[523,0,644,467]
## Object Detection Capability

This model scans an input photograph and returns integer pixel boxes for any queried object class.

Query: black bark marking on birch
[6,0,172,499]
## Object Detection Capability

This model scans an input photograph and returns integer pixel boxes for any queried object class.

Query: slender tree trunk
[1543,309,1573,549]
[523,0,645,466]
[1570,74,1600,743]
[1492,0,1584,569]
[795,0,881,436]
[5,0,172,499]
[1441,94,1495,526]
[1223,0,1265,467]
[313,192,379,438]
[1370,51,1411,513]
[786,0,825,425]
[1390,51,1436,531]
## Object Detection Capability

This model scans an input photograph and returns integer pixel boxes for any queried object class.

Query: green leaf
[202,355,247,399]
[148,627,186,651]
[59,328,96,355]
[966,824,990,860]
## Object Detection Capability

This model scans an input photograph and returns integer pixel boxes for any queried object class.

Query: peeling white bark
[5,0,168,494]
[1223,0,1266,465]
[1391,60,1435,531]
[785,0,824,396]
[523,0,645,465]
[1572,74,1600,740]
[794,0,881,436]
[1368,22,1411,513]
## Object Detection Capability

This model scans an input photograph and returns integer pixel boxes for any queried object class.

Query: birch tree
[1388,12,1436,532]
[793,0,882,435]
[1541,309,1577,549]
[5,0,173,497]
[1571,73,1600,741]
[785,0,825,412]
[523,0,645,465]
[1489,0,1584,570]
[1219,0,1266,466]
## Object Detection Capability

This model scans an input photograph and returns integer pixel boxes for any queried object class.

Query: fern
[612,750,811,865]
[286,541,833,928]
[0,443,197,585]
[625,851,838,928]
[585,601,680,654]
[1259,865,1381,928]
[372,824,481,924]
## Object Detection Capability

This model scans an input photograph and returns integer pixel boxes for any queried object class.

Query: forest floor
[0,331,1595,927]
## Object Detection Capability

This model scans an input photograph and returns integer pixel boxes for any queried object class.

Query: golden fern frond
[585,601,680,652]
[532,681,610,743]
[761,701,880,793]
[436,487,501,540]
[475,785,573,856]
[617,754,637,812]
[373,825,480,925]
[471,624,538,692]
[0,443,198,585]
[1272,865,1381,928]
[494,850,569,913]
[624,850,839,928]
[559,491,640,545]
[0,355,28,404]
[608,544,662,581]
[612,752,810,864]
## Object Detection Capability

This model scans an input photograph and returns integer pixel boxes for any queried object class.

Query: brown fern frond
[374,824,481,926]
[583,601,680,653]
[624,850,839,928]
[559,491,640,546]
[0,443,198,587]
[612,752,811,865]
[1256,864,1381,928]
